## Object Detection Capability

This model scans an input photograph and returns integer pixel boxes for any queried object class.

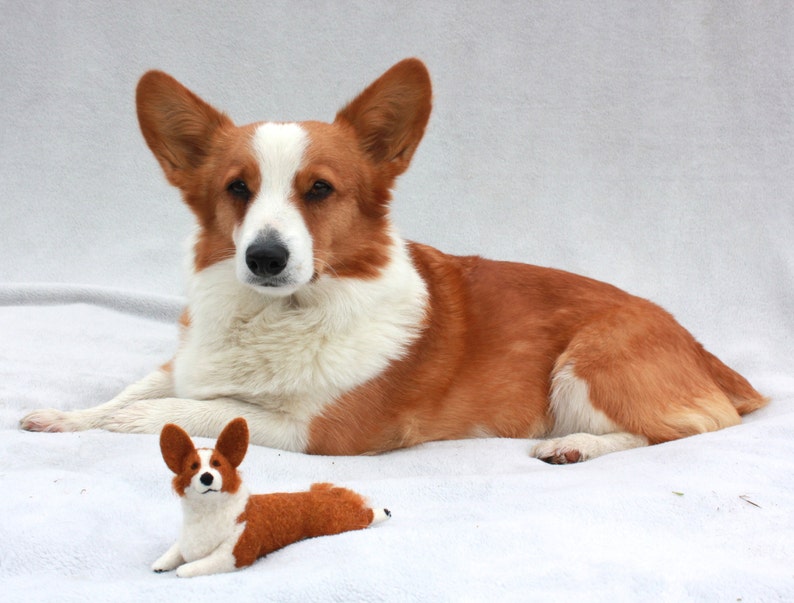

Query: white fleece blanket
[2,2,793,601]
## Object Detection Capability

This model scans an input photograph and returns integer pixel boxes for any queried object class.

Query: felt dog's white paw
[174,556,236,578]
[175,563,199,578]
[152,543,184,574]
[151,561,176,573]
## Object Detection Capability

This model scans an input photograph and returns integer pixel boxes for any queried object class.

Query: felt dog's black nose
[200,472,213,486]
[246,242,289,277]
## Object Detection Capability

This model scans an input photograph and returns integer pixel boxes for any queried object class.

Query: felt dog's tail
[371,507,392,525]
[308,482,391,528]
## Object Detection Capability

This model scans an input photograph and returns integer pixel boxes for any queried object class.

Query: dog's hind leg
[530,362,650,463]
[532,432,649,464]
[531,301,753,464]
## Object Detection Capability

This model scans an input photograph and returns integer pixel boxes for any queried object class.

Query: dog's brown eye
[227,179,251,202]
[191,462,199,470]
[304,180,333,202]
[212,460,221,467]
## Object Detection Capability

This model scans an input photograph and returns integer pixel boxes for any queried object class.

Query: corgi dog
[153,417,389,578]
[20,58,767,463]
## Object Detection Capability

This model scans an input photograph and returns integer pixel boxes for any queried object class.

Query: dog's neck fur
[178,484,250,563]
[173,233,429,407]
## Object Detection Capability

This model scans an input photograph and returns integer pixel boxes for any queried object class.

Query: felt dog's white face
[159,419,249,498]
[187,449,225,495]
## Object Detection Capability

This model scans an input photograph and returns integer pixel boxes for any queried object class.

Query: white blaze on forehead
[234,122,315,290]
[197,448,214,468]
[236,122,308,242]
[252,122,308,190]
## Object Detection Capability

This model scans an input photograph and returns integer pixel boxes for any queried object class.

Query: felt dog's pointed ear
[215,418,249,468]
[160,423,196,474]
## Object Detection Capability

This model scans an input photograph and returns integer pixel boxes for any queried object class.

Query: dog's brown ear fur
[160,423,196,474]
[136,70,233,189]
[335,58,432,180]
[215,418,249,468]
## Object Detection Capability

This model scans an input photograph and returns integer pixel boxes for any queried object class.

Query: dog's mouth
[198,487,220,495]
[244,275,303,297]
[250,276,293,289]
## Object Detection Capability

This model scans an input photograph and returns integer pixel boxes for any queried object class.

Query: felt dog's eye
[304,180,333,202]
[212,460,221,467]
[227,179,251,202]
[191,462,199,470]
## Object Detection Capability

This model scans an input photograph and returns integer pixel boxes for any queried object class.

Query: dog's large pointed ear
[136,70,233,189]
[335,58,432,178]
[215,418,249,468]
[160,423,196,474]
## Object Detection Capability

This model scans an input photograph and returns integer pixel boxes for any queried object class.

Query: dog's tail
[371,508,392,525]
[703,350,769,415]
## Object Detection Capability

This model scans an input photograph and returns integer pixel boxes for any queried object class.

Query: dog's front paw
[20,409,83,433]
[175,560,217,578]
[175,564,196,578]
[152,555,181,573]
[152,544,184,573]
[173,551,237,577]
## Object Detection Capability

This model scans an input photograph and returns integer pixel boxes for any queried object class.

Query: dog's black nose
[200,472,213,486]
[246,242,289,277]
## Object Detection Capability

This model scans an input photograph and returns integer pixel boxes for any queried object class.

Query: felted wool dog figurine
[152,417,390,577]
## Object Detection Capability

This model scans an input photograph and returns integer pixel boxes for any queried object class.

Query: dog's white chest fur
[178,488,249,563]
[173,238,428,420]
